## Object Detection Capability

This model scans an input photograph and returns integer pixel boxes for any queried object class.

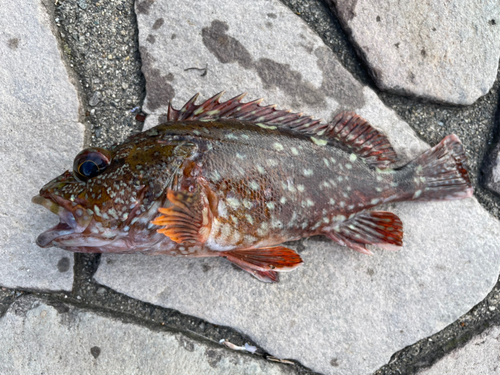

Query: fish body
[33,93,473,282]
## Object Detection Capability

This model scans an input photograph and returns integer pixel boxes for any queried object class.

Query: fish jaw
[32,194,95,247]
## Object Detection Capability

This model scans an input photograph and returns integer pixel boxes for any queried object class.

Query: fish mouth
[32,195,91,248]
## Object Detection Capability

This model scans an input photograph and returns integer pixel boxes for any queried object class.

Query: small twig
[184,64,208,77]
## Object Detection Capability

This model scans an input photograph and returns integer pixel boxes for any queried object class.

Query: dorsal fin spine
[165,93,397,168]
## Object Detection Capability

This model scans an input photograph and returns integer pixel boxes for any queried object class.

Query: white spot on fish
[256,164,265,174]
[302,169,313,177]
[242,199,253,209]
[323,158,330,167]
[311,137,327,146]
[413,190,422,199]
[291,147,299,156]
[273,142,284,151]
[256,123,277,130]
[329,198,335,205]
[280,196,287,204]
[236,152,245,159]
[245,214,254,225]
[249,181,260,190]
[266,159,279,167]
[345,163,352,170]
[340,201,345,208]
[227,197,240,209]
[218,200,228,218]
[266,202,275,210]
[297,184,305,192]
[349,153,357,162]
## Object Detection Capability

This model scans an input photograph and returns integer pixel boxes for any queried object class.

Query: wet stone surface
[2,0,500,374]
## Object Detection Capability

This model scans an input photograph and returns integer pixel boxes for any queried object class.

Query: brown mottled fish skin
[33,92,473,283]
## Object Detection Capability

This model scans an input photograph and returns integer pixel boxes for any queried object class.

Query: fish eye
[73,148,112,182]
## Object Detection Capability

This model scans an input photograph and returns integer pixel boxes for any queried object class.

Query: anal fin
[324,211,403,255]
[222,246,303,282]
[151,188,212,244]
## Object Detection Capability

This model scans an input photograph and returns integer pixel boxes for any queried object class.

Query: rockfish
[33,92,473,282]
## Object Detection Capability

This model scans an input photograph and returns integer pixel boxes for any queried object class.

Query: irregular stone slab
[0,0,84,290]
[485,141,500,196]
[327,0,500,105]
[95,1,500,374]
[0,296,293,375]
[418,325,500,375]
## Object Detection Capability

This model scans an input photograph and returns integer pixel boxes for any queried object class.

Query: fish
[33,92,473,283]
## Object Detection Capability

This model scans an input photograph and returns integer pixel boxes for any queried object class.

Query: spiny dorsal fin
[167,92,397,168]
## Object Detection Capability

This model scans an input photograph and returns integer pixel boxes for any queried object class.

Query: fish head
[32,131,183,253]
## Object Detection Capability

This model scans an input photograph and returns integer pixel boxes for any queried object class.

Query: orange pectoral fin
[151,188,212,244]
[222,246,303,281]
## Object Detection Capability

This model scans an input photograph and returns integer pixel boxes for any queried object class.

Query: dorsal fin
[167,92,397,168]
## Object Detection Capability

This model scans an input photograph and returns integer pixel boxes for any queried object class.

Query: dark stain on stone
[166,73,174,81]
[230,263,243,272]
[158,113,169,124]
[136,0,154,15]
[489,19,496,25]
[394,42,400,49]
[300,43,314,54]
[376,15,381,22]
[205,349,222,368]
[432,27,437,31]
[335,0,358,22]
[330,358,339,367]
[202,264,211,273]
[140,47,175,111]
[8,38,19,49]
[171,33,177,40]
[421,48,426,57]
[265,21,273,29]
[57,257,71,273]
[90,346,101,359]
[366,268,374,276]
[177,335,195,352]
[201,20,354,110]
[315,46,364,108]
[146,34,155,44]
[201,20,253,69]
[408,71,416,83]
[152,18,164,30]
[267,13,277,19]
[255,58,326,108]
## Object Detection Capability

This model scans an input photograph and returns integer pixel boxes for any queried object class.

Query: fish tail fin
[404,134,473,201]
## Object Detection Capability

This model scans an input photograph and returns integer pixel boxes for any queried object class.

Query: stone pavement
[1,0,500,374]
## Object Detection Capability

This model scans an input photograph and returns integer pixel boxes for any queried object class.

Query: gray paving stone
[0,296,292,375]
[327,0,500,105]
[0,0,84,290]
[94,1,500,374]
[418,325,500,375]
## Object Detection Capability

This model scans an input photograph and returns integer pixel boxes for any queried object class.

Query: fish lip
[32,194,83,247]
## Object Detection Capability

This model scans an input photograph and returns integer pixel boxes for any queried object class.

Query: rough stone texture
[0,296,293,375]
[92,1,500,374]
[485,141,500,196]
[0,0,83,290]
[327,0,500,105]
[418,325,500,375]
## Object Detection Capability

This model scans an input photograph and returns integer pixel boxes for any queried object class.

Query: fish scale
[33,92,473,283]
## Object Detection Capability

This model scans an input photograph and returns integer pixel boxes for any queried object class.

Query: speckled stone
[0,0,83,290]
[418,325,500,375]
[327,0,500,105]
[95,1,500,374]
[0,296,293,375]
